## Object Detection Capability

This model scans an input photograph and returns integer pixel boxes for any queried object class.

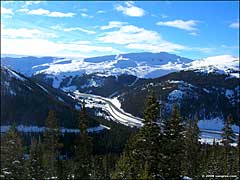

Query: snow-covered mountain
[1,52,193,78]
[1,52,239,97]
[1,57,239,133]
[0,65,98,128]
[187,55,239,78]
[2,52,238,79]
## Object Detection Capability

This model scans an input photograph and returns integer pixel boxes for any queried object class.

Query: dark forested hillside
[1,66,98,128]
[119,70,239,125]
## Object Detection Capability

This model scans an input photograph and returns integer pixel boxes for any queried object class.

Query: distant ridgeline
[1,53,239,127]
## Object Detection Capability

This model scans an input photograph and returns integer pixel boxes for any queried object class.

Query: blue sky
[1,1,239,59]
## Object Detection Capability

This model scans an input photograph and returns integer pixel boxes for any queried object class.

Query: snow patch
[80,78,103,88]
[203,88,210,93]
[57,97,64,103]
[7,68,26,81]
[9,90,16,96]
[187,55,239,77]
[0,124,110,134]
[168,90,183,101]
[75,104,81,110]
[37,83,49,93]
[198,117,239,133]
[225,89,234,100]
[109,97,122,109]
[62,85,77,92]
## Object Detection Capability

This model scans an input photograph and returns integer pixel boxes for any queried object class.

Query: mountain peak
[1,52,238,80]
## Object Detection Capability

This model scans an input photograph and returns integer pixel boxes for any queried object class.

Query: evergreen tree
[111,135,140,179]
[91,154,119,180]
[0,125,25,179]
[237,136,240,177]
[57,158,69,180]
[143,91,159,124]
[112,91,163,179]
[199,143,209,178]
[91,156,105,179]
[206,139,222,177]
[221,114,236,175]
[222,114,236,147]
[162,104,185,179]
[100,154,112,180]
[73,100,93,179]
[42,110,62,178]
[27,137,44,179]
[183,115,201,178]
[140,161,152,180]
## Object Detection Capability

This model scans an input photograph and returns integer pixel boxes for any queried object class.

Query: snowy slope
[1,65,91,127]
[1,52,192,78]
[198,117,239,133]
[186,55,239,78]
[2,53,238,79]
[1,53,238,92]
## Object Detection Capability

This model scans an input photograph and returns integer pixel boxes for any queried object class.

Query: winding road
[72,92,239,139]
[73,91,144,127]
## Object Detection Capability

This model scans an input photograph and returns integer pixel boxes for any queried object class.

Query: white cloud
[2,28,57,38]
[73,41,92,44]
[188,47,214,53]
[229,21,239,29]
[63,27,96,34]
[50,25,96,34]
[80,13,93,18]
[17,8,30,13]
[61,43,120,53]
[1,25,118,57]
[81,13,88,17]
[156,19,198,31]
[50,25,63,30]
[97,10,105,14]
[28,8,49,15]
[79,8,88,12]
[48,11,75,18]
[99,24,161,45]
[21,8,75,17]
[189,32,198,36]
[21,1,43,8]
[2,38,62,56]
[100,21,128,30]
[25,1,42,6]
[98,23,186,53]
[1,7,14,15]
[161,14,168,18]
[187,45,238,54]
[2,37,120,57]
[115,1,145,17]
[126,42,185,53]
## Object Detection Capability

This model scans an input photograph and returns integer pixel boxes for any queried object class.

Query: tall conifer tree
[183,115,201,178]
[73,100,93,179]
[162,104,185,179]
[27,137,44,179]
[221,114,236,175]
[112,91,163,179]
[0,125,25,179]
[42,110,62,178]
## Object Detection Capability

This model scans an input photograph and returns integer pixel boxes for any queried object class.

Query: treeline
[0,92,239,179]
[112,92,239,179]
